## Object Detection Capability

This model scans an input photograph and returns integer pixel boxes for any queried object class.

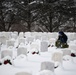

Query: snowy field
[0,32,76,75]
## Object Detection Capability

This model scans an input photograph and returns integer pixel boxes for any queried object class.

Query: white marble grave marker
[41,61,54,72]
[40,41,48,52]
[69,45,76,51]
[31,43,39,51]
[7,40,15,47]
[52,52,63,63]
[62,49,71,56]
[17,47,27,56]
[0,36,6,44]
[1,50,12,58]
[18,38,25,44]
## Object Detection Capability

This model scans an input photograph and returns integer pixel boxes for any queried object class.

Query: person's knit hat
[59,31,64,35]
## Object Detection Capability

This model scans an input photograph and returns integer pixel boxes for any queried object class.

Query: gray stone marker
[62,49,71,56]
[17,47,27,56]
[0,36,7,44]
[40,41,48,52]
[52,52,63,63]
[41,61,54,72]
[7,40,15,47]
[69,45,76,51]
[1,50,12,58]
[18,38,25,44]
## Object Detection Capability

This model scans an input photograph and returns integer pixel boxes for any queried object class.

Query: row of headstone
[0,32,76,39]
[0,32,76,45]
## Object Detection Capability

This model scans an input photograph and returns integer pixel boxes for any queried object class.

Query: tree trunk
[49,13,52,32]
[27,22,31,31]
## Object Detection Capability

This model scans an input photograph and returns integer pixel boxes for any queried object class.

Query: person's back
[55,31,69,48]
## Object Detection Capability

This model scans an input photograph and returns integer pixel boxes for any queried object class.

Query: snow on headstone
[52,51,63,63]
[1,32,11,40]
[15,72,32,75]
[19,32,24,38]
[40,41,48,52]
[36,70,54,75]
[24,32,31,38]
[41,61,54,72]
[49,38,56,46]
[62,49,71,56]
[17,47,27,56]
[18,38,25,44]
[31,43,39,51]
[11,33,18,39]
[6,39,15,47]
[0,36,7,44]
[1,50,12,58]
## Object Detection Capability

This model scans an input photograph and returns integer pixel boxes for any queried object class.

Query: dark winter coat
[58,31,68,43]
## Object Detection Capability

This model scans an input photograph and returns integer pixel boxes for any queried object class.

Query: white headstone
[26,37,34,43]
[18,38,25,44]
[15,72,32,75]
[6,40,15,47]
[40,41,48,52]
[52,52,63,63]
[1,50,12,58]
[0,36,6,44]
[35,36,41,40]
[11,33,18,39]
[1,32,11,40]
[17,47,27,56]
[31,43,39,51]
[19,32,24,38]
[62,49,71,56]
[41,62,54,72]
[69,45,76,51]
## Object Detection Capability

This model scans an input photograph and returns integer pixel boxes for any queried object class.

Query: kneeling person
[55,31,69,48]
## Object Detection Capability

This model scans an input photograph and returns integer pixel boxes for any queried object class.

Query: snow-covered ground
[0,32,76,75]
